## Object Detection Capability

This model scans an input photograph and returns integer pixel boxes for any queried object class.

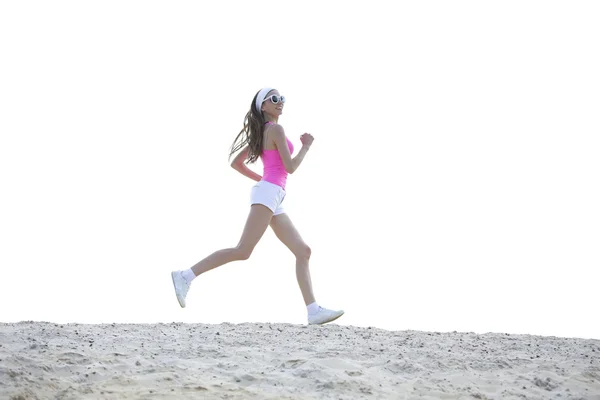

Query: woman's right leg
[190,204,274,276]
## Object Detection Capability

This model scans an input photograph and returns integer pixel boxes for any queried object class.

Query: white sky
[1,1,599,340]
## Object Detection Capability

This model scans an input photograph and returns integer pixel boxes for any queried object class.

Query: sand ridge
[1,322,599,399]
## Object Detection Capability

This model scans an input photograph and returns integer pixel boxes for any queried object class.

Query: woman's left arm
[230,145,262,182]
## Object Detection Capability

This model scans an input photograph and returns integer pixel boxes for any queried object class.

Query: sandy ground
[0,322,599,399]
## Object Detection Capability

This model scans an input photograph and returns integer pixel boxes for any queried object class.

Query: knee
[296,244,311,261]
[233,246,253,261]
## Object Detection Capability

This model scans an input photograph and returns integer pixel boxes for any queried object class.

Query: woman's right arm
[272,125,313,174]
[230,145,262,182]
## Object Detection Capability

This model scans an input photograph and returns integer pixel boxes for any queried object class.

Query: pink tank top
[261,121,294,189]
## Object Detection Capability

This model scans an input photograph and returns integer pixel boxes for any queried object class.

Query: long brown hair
[228,89,271,164]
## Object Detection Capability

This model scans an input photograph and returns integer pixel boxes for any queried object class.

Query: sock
[307,302,320,315]
[182,269,196,285]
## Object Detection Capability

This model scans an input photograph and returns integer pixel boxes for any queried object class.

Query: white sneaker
[308,307,344,325]
[171,271,190,308]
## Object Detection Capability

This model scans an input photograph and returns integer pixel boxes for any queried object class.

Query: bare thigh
[269,213,311,258]
[236,204,274,256]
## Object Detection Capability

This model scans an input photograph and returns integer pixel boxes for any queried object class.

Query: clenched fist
[300,133,314,148]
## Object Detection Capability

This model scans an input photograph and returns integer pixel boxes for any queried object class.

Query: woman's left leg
[269,213,316,306]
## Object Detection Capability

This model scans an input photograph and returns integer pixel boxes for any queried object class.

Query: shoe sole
[171,271,186,308]
[310,311,345,325]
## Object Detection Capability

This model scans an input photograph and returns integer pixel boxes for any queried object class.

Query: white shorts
[250,180,286,215]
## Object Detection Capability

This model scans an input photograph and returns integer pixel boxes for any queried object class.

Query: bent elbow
[284,160,296,174]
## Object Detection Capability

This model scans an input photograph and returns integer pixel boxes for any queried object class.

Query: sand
[1,322,599,399]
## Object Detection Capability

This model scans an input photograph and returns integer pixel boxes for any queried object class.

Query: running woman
[171,88,344,325]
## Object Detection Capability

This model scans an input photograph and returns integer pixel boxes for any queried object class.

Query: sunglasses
[262,95,286,105]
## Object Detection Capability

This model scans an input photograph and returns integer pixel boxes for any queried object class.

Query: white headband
[255,87,274,113]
